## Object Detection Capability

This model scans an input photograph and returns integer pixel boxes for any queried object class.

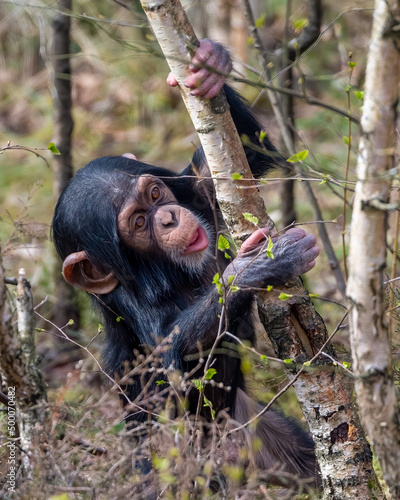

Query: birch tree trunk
[139,0,380,496]
[347,0,400,496]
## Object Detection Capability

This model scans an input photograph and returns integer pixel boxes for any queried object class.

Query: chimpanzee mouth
[182,226,209,255]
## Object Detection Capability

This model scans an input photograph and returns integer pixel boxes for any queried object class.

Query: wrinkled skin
[224,227,319,289]
[166,39,232,99]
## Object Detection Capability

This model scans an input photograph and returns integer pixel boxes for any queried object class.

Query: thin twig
[1,143,50,168]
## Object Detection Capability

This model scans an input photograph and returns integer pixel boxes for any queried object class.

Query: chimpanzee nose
[158,208,177,227]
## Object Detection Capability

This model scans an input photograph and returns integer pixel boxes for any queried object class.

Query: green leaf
[109,421,125,435]
[67,319,74,326]
[230,286,240,293]
[48,142,61,155]
[212,273,220,285]
[247,36,254,46]
[296,150,308,160]
[240,133,250,145]
[228,275,235,285]
[231,172,243,180]
[205,368,217,380]
[116,316,124,322]
[259,130,267,141]
[266,285,273,291]
[345,84,351,92]
[354,90,364,100]
[192,379,203,391]
[255,14,266,28]
[224,252,230,259]
[278,292,292,301]
[287,150,308,163]
[303,361,311,366]
[203,396,216,419]
[153,456,169,471]
[35,328,46,333]
[266,235,274,259]
[218,235,230,251]
[287,154,299,163]
[156,380,167,386]
[213,273,223,295]
[218,297,224,304]
[260,355,268,364]
[243,212,259,225]
[309,293,320,298]
[342,361,351,369]
[293,17,309,31]
[348,61,356,68]
[283,358,293,364]
[343,136,350,145]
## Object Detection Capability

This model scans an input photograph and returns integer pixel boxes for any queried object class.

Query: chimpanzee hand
[166,39,232,99]
[223,227,319,289]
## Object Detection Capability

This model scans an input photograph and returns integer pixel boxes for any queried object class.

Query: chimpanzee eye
[151,186,160,200]
[135,216,146,228]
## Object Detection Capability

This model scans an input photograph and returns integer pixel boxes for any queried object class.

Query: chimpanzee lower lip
[182,226,209,255]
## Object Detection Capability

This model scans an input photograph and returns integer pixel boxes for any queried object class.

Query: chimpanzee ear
[62,251,119,294]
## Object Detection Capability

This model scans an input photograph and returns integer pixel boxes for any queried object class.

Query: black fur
[52,85,316,483]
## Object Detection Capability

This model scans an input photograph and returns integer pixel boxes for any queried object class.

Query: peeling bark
[0,261,48,476]
[139,0,380,496]
[347,0,400,496]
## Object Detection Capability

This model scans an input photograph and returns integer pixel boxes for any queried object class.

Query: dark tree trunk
[279,0,322,227]
[52,0,81,335]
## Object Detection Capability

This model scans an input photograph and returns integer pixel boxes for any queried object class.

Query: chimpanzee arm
[164,281,252,366]
[163,227,318,366]
[170,39,289,180]
[223,85,289,177]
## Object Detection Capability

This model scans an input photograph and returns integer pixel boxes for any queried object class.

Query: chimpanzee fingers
[280,227,307,242]
[191,72,222,97]
[204,48,232,78]
[190,39,218,71]
[200,52,232,98]
[201,81,224,99]
[239,227,270,254]
[277,231,316,253]
[185,68,211,90]
[303,244,320,263]
[297,233,317,251]
[186,47,223,89]
[166,72,178,87]
[302,259,316,274]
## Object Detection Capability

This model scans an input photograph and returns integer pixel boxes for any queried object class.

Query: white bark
[347,0,400,496]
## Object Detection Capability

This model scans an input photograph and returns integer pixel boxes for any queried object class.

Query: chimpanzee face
[61,174,211,295]
[118,175,209,258]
